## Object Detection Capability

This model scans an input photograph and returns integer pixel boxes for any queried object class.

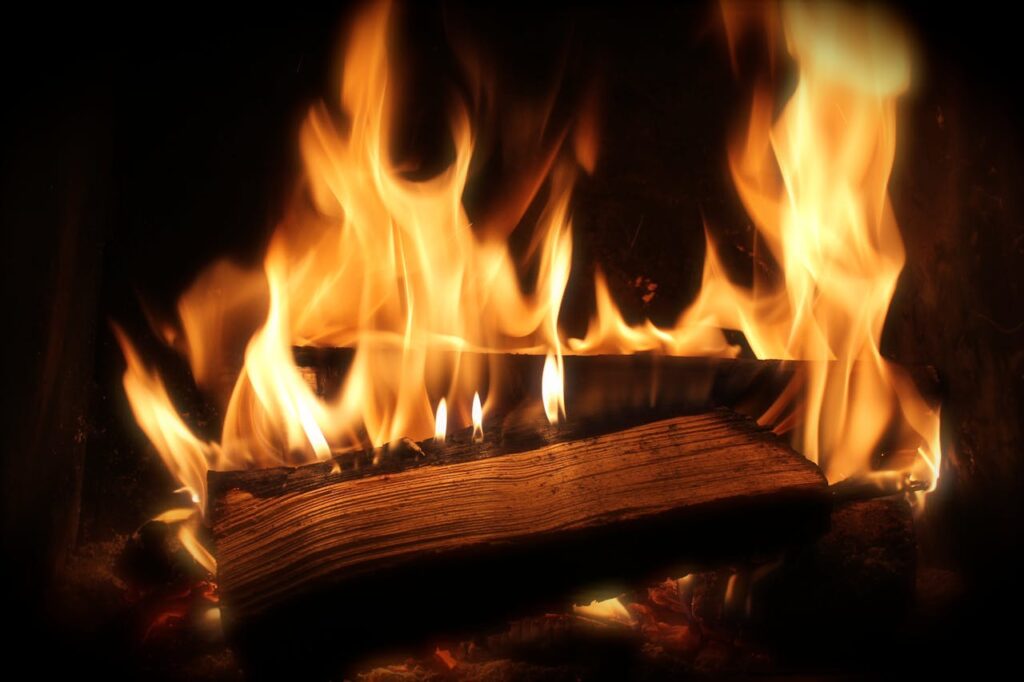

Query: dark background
[2,0,1021,674]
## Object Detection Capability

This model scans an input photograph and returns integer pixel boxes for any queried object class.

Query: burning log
[347,496,916,680]
[292,348,942,422]
[209,408,828,674]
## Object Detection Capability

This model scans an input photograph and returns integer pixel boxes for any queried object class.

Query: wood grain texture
[211,409,826,623]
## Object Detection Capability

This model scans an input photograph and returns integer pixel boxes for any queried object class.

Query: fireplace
[3,1,1021,679]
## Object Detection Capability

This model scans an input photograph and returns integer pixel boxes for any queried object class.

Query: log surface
[211,409,826,625]
[292,350,943,443]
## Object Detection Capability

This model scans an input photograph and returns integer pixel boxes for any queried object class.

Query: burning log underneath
[209,408,828,674]
[346,496,916,679]
[291,348,943,424]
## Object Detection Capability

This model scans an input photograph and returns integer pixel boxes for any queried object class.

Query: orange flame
[573,1,940,498]
[113,325,218,572]
[117,0,579,568]
[434,397,447,443]
[717,1,940,497]
[117,0,943,572]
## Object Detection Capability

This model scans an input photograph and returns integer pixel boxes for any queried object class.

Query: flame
[112,325,218,573]
[471,392,484,443]
[118,0,944,572]
[117,0,579,568]
[570,1,940,500]
[542,351,566,424]
[569,2,941,499]
[712,0,941,497]
[268,0,575,453]
[434,398,447,443]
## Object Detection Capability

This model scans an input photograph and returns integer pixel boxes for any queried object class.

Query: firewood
[209,408,828,676]
[344,496,915,680]
[735,495,917,670]
[292,348,942,423]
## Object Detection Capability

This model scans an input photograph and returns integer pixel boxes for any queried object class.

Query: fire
[712,1,941,497]
[573,597,636,627]
[116,0,579,568]
[542,351,566,425]
[573,1,941,499]
[113,324,218,572]
[471,392,484,444]
[434,398,447,443]
[116,0,944,571]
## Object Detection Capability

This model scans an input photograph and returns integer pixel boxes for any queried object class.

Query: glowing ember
[434,397,447,443]
[573,596,636,627]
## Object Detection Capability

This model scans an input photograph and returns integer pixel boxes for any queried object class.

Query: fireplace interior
[2,1,1022,679]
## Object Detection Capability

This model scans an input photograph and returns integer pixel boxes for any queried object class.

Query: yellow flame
[113,325,219,509]
[542,351,566,424]
[117,0,944,573]
[713,1,940,494]
[434,397,447,443]
[471,392,484,443]
[117,0,582,568]
[572,0,940,497]
[135,0,578,465]
[113,326,220,571]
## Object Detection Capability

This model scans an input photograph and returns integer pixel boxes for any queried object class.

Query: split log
[292,348,943,427]
[745,495,917,670]
[346,496,916,680]
[209,408,828,676]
